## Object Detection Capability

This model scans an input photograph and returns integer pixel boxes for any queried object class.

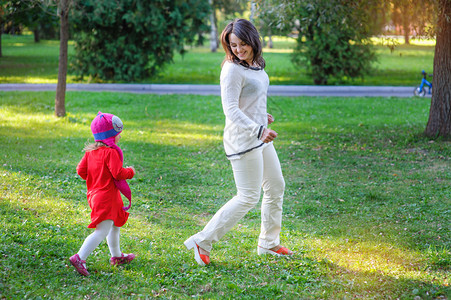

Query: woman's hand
[260,128,278,143]
[267,113,274,125]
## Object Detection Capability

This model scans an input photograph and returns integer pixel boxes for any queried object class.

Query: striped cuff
[257,125,264,140]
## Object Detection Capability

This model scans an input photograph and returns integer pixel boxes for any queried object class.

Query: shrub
[70,0,210,81]
[289,0,378,85]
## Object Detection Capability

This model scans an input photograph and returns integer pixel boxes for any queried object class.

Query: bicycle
[413,70,432,96]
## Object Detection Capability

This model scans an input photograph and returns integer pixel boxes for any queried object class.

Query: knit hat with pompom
[91,112,123,152]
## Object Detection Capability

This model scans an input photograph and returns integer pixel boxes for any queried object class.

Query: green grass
[0,34,435,85]
[1,91,449,299]
[0,34,76,83]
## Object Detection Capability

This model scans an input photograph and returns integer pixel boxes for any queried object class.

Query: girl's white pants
[77,220,122,260]
[193,143,285,252]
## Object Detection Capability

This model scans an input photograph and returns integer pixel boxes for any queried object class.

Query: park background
[0,0,450,299]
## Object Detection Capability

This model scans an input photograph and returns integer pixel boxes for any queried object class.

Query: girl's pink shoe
[110,253,135,265]
[69,254,90,276]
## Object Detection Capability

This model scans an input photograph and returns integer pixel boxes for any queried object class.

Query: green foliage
[268,0,383,85]
[70,0,210,82]
[0,91,450,298]
[289,0,378,85]
[1,0,59,39]
[390,0,438,38]
[255,0,294,38]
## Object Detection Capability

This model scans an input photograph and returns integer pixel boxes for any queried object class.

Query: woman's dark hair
[220,19,265,69]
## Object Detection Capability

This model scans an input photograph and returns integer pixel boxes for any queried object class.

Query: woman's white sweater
[220,61,269,159]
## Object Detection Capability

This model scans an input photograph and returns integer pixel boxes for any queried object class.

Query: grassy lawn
[1,91,449,299]
[0,34,434,86]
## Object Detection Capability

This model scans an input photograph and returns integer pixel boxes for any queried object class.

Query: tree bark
[425,0,451,137]
[268,29,273,49]
[249,0,256,23]
[403,22,410,44]
[55,0,70,117]
[34,27,40,43]
[0,22,3,58]
[208,0,218,52]
[401,3,410,45]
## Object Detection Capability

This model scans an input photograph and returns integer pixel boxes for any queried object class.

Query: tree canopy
[258,0,386,85]
[70,0,210,81]
[1,0,59,41]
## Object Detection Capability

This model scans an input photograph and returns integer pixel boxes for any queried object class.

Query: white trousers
[77,220,122,260]
[194,143,285,252]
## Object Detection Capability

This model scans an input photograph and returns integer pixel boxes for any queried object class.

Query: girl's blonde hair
[83,141,108,152]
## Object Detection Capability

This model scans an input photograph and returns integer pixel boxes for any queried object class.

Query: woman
[184,19,292,266]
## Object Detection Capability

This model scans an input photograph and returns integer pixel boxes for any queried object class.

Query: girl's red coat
[77,147,134,228]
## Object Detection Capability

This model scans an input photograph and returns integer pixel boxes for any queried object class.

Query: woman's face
[229,33,254,65]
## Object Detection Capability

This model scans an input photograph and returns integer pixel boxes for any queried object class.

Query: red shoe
[69,254,90,276]
[257,245,293,256]
[184,236,210,266]
[110,253,135,266]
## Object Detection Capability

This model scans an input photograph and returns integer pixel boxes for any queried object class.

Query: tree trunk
[401,4,410,45]
[55,0,70,117]
[0,22,3,58]
[403,26,410,45]
[249,0,256,23]
[425,0,451,137]
[268,30,273,49]
[34,27,40,43]
[208,0,218,52]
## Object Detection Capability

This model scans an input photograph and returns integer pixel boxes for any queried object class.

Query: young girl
[70,111,136,276]
[184,19,293,266]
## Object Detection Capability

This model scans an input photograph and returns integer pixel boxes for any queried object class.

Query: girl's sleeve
[76,153,88,180]
[107,150,135,180]
[220,63,262,138]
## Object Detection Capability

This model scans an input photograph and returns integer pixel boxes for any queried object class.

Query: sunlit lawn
[0,34,434,85]
[0,91,449,299]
